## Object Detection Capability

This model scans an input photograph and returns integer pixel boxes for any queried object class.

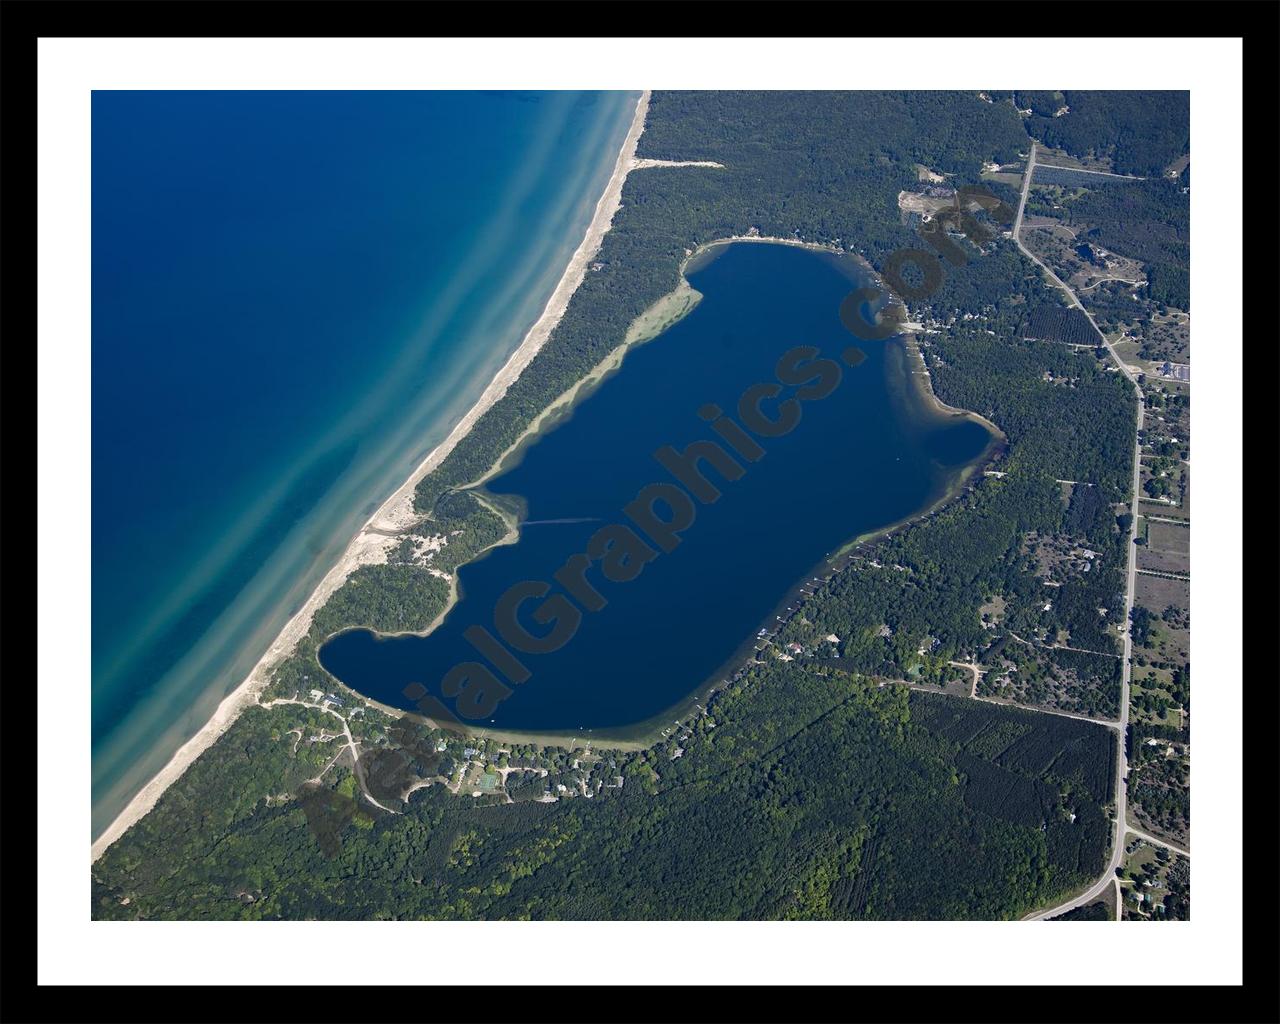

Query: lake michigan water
[91,90,638,839]
[319,242,996,735]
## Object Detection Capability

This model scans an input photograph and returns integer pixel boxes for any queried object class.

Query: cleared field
[1146,520,1189,555]
[1153,621,1189,667]
[1130,310,1190,363]
[980,169,1023,188]
[1132,572,1190,679]
[1137,544,1190,577]
[1021,214,1070,231]
[1138,500,1188,524]
[1034,165,1134,189]
[1112,337,1145,370]
[1134,572,1189,616]
[897,190,955,220]
[893,674,971,700]
[1034,146,1116,173]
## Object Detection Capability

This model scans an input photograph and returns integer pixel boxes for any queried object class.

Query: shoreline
[471,277,703,492]
[350,237,854,750]
[899,333,1005,436]
[387,250,1006,758]
[838,335,1007,551]
[466,236,839,493]
[91,89,653,864]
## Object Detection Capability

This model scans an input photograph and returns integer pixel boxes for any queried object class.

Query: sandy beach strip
[91,90,653,864]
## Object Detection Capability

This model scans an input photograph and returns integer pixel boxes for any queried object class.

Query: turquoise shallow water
[91,90,638,839]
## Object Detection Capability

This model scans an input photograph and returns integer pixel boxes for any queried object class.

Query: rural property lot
[1138,519,1190,575]
[1136,311,1190,364]
[1134,572,1190,620]
[1119,839,1190,920]
[1139,464,1190,521]
[1132,573,1190,684]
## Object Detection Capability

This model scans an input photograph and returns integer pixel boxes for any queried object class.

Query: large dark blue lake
[319,241,995,735]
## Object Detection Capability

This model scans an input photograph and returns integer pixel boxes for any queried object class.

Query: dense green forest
[1054,178,1190,311]
[307,492,506,641]
[92,656,1113,920]
[410,91,1031,515]
[92,90,1161,920]
[928,328,1135,494]
[1051,900,1111,922]
[1024,91,1189,176]
[1031,165,1128,190]
[1127,720,1191,843]
[1014,91,1063,119]
[771,318,1133,716]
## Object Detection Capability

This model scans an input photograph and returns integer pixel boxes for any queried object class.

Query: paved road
[1014,143,1147,922]
[1014,144,1150,384]
[1011,142,1037,240]
[1040,826,1190,921]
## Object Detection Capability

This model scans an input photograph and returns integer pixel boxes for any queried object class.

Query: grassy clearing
[1133,573,1189,619]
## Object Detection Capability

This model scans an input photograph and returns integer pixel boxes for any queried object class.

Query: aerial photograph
[83,87,1197,926]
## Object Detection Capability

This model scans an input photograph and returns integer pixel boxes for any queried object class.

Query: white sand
[92,90,654,864]
[630,158,724,170]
